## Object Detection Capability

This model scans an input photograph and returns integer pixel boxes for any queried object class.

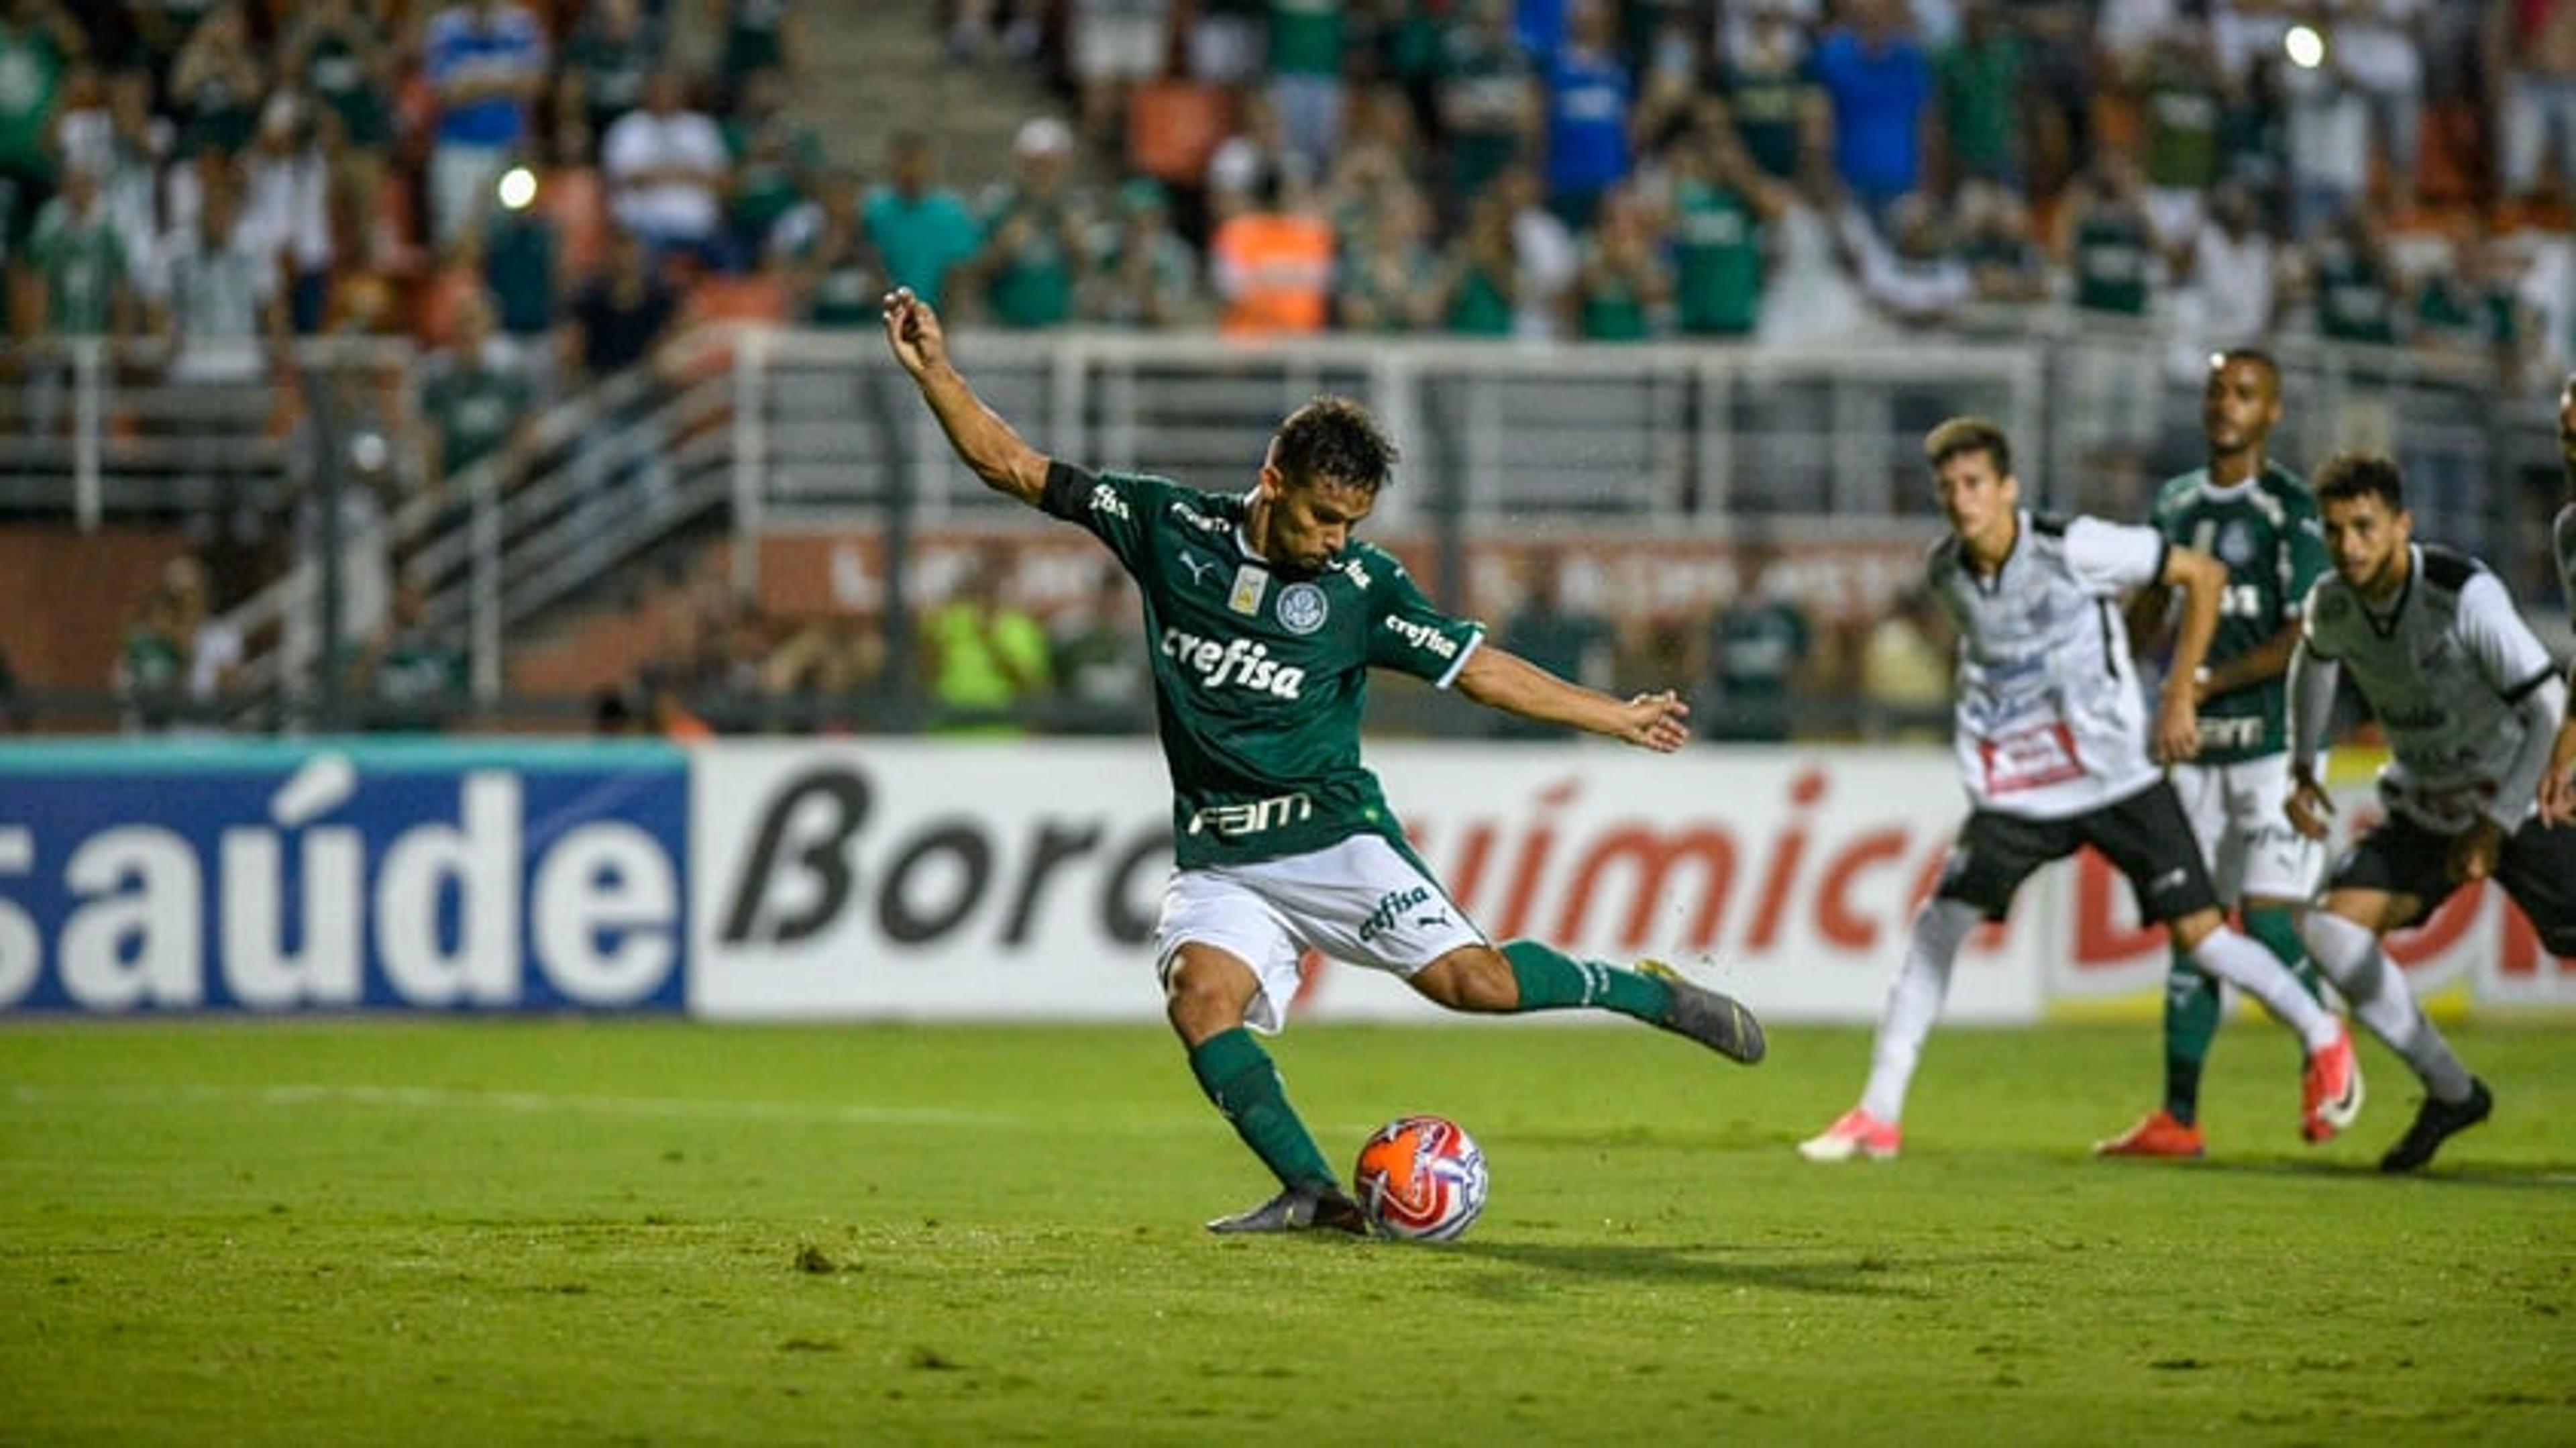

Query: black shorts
[2326,812,2576,956]
[1937,780,2221,925]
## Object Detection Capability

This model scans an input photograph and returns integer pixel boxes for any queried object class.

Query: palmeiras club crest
[1277,582,1329,635]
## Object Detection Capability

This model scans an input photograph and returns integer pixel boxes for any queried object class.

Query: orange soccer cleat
[2093,1108,2207,1159]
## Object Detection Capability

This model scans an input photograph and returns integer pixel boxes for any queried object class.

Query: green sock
[1186,1027,1338,1194]
[2243,905,2325,1003]
[2161,953,2220,1127]
[1500,939,1673,1024]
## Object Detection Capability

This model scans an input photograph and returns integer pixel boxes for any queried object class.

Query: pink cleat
[2302,1023,2363,1144]
[1798,1108,1902,1162]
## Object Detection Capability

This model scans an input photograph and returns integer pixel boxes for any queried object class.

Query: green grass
[3,1020,2571,1445]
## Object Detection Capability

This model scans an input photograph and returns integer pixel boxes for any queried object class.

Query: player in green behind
[2097,349,2338,1159]
[881,287,1765,1235]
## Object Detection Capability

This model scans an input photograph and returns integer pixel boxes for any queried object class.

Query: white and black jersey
[1929,511,2167,819]
[2301,544,2561,833]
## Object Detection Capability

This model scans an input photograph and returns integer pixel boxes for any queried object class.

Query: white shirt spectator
[603,97,731,244]
[1758,199,1876,344]
[2167,216,2277,377]
[1510,201,1577,341]
[2327,0,2422,97]
[146,215,276,382]
[243,153,334,274]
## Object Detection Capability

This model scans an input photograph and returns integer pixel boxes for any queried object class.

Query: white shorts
[2168,753,2325,907]
[1155,833,1487,1034]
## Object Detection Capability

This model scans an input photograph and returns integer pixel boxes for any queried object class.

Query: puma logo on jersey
[1379,616,1457,659]
[1161,626,1306,699]
[1177,551,1221,586]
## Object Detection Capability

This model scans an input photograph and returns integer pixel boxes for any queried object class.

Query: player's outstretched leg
[1187,1027,1366,1235]
[1493,939,1764,1064]
[1636,960,1766,1064]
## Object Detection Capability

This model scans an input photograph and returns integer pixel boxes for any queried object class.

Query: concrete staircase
[791,3,1072,195]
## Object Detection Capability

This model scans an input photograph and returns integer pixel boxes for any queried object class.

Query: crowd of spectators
[909,0,2575,391]
[12,1,2527,374]
[27,0,2576,735]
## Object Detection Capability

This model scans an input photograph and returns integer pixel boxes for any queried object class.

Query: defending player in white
[1801,418,2359,1163]
[2286,454,2576,1171]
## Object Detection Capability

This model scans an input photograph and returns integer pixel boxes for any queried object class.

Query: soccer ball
[1352,1115,1489,1242]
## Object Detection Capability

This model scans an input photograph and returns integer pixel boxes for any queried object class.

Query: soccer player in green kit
[881,287,1766,1234]
[2096,350,2339,1158]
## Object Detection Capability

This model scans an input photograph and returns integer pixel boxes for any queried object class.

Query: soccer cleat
[2301,1023,2364,1144]
[2378,1078,2492,1174]
[1638,959,1766,1065]
[1797,1108,1901,1162]
[1203,1182,1371,1236]
[2093,1108,2207,1159]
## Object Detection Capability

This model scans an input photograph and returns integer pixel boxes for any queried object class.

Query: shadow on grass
[1456,1239,1943,1298]
[2180,1157,2576,1190]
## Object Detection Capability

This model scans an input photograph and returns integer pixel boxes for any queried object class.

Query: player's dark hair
[1272,396,1399,493]
[2212,346,2279,384]
[2312,451,2406,511]
[1924,416,2012,476]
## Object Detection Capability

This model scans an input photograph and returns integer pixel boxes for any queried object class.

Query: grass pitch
[3,1019,2570,1445]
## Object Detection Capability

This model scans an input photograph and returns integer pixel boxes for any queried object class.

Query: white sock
[2188,925,2339,1050]
[2302,911,2476,1102]
[1859,898,1982,1124]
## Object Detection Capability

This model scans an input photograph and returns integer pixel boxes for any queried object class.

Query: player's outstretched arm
[1455,645,1691,752]
[880,287,1050,507]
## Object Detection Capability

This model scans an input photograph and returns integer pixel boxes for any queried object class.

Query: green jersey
[421,361,531,478]
[1670,178,1760,337]
[2147,461,2325,762]
[1040,462,1485,869]
[2072,207,2152,315]
[2312,242,2396,345]
[28,197,127,336]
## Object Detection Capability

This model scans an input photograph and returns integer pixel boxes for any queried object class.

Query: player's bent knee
[2167,906,2225,953]
[1163,948,1259,1043]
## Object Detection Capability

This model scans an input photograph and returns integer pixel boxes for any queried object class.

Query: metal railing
[0,335,425,532]
[5,313,2563,734]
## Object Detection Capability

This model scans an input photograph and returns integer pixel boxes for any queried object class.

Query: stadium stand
[0,1,2568,738]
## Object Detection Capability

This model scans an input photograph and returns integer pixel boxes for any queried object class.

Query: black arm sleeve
[1037,459,1095,521]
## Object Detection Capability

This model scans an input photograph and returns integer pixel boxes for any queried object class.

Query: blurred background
[0,0,2567,742]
